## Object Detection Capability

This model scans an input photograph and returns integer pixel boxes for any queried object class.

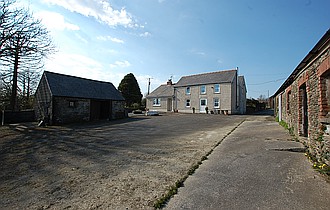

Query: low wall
[0,110,35,124]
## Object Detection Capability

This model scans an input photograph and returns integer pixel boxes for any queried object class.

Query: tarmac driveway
[0,113,245,209]
[165,115,330,209]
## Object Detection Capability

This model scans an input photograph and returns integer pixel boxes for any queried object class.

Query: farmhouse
[273,29,330,165]
[147,69,246,114]
[34,71,126,125]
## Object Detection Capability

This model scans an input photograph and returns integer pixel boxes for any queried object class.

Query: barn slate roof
[146,84,174,98]
[174,69,237,87]
[43,71,125,100]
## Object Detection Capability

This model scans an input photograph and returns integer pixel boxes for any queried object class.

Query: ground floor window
[286,90,291,114]
[69,101,75,108]
[153,98,161,106]
[214,98,219,108]
[186,99,191,107]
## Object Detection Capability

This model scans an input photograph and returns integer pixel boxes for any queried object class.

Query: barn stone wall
[53,97,90,124]
[276,47,330,165]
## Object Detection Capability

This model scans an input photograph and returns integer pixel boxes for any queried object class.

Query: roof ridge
[181,69,237,78]
[44,71,113,85]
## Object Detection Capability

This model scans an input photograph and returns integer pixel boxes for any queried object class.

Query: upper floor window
[214,84,220,93]
[200,85,206,94]
[186,87,191,95]
[153,98,161,106]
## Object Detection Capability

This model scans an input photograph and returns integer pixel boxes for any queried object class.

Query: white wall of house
[174,82,235,114]
[146,97,172,112]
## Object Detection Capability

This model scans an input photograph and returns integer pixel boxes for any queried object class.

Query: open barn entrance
[90,100,111,121]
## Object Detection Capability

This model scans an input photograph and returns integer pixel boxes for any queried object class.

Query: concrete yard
[0,113,244,209]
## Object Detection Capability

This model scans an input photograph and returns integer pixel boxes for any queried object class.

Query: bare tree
[0,0,55,110]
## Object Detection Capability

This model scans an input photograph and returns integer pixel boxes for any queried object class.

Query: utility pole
[147,78,153,95]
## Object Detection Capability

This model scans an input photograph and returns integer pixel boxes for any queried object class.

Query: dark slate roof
[174,69,237,87]
[44,71,125,100]
[146,84,174,98]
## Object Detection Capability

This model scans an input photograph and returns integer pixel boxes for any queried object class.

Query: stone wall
[53,97,90,124]
[112,100,127,119]
[277,48,330,165]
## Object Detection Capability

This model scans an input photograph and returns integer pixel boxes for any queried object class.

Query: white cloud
[41,0,134,27]
[189,49,206,56]
[140,32,151,37]
[45,53,104,81]
[109,60,131,69]
[44,53,132,88]
[35,11,80,31]
[75,33,88,44]
[97,36,124,43]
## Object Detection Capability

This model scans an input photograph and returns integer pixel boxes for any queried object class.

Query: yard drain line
[270,147,306,153]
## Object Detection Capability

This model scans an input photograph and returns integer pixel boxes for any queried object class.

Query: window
[287,90,291,114]
[69,101,75,108]
[153,98,161,106]
[200,85,206,94]
[320,71,330,118]
[214,98,219,108]
[214,84,220,93]
[186,87,191,95]
[186,99,191,107]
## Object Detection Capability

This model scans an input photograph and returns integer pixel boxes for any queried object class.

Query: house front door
[200,99,207,113]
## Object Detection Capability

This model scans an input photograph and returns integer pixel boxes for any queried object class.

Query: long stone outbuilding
[273,29,330,165]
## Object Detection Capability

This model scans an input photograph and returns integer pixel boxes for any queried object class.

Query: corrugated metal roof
[146,84,174,98]
[44,71,125,100]
[174,69,237,87]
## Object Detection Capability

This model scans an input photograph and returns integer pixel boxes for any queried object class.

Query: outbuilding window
[69,101,75,108]
[287,90,291,114]
[320,71,330,118]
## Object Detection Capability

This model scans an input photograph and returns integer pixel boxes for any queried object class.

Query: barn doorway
[299,84,308,137]
[90,100,111,121]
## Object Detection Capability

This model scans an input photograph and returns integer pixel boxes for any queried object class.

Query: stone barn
[34,71,126,125]
[273,29,330,165]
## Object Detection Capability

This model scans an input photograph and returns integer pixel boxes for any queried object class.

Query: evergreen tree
[118,73,142,107]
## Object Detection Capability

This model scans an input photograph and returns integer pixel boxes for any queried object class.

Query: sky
[21,0,330,99]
